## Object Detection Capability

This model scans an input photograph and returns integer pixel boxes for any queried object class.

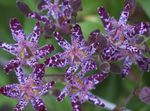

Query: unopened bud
[139,87,150,104]
[16,1,32,16]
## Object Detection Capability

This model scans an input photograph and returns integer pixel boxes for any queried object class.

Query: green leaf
[79,15,104,40]
[138,0,150,18]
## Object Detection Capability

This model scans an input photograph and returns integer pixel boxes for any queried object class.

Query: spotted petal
[31,64,45,84]
[31,97,47,111]
[9,18,25,42]
[54,32,71,50]
[0,84,21,98]
[4,59,20,73]
[14,98,28,111]
[30,22,41,44]
[39,81,55,96]
[38,0,49,11]
[98,7,112,32]
[15,66,27,84]
[119,3,130,25]
[45,54,68,67]
[26,57,37,66]
[78,59,96,77]
[86,72,107,85]
[71,95,82,111]
[121,57,132,77]
[85,42,99,56]
[136,56,149,72]
[127,22,150,38]
[71,24,85,47]
[102,45,119,61]
[28,12,50,23]
[123,44,140,54]
[0,43,17,56]
[36,44,54,59]
[57,85,70,102]
[66,64,79,74]
[61,0,71,22]
[87,93,105,107]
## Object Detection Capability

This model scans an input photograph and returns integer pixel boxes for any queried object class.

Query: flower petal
[127,22,150,37]
[0,84,21,98]
[9,18,25,42]
[15,66,27,84]
[0,43,17,55]
[66,64,79,74]
[71,95,82,111]
[98,7,112,32]
[14,98,28,111]
[4,59,20,73]
[26,58,37,67]
[31,97,47,111]
[36,44,54,59]
[61,0,71,22]
[57,85,70,102]
[38,0,49,11]
[78,59,96,77]
[121,57,132,77]
[39,81,55,96]
[122,43,140,54]
[30,22,41,44]
[102,45,119,61]
[28,12,50,23]
[31,64,45,84]
[45,54,68,67]
[86,72,107,85]
[87,93,105,107]
[71,24,85,47]
[54,32,71,50]
[119,3,130,25]
[136,56,149,72]
[85,42,99,56]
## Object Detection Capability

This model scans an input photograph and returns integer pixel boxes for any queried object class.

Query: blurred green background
[0,0,150,111]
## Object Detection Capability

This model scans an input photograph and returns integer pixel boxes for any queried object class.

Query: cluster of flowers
[0,0,150,111]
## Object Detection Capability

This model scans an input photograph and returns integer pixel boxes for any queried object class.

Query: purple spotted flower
[57,72,108,111]
[0,64,55,111]
[22,0,72,35]
[45,23,98,77]
[0,18,54,72]
[98,3,150,77]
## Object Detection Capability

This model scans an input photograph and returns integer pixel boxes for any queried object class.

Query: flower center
[20,46,34,60]
[70,76,84,93]
[68,47,87,65]
[109,26,125,46]
[20,79,39,101]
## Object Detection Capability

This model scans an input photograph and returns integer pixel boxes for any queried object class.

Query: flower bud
[16,1,32,16]
[139,87,150,104]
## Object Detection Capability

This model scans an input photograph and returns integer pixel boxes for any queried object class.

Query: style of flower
[57,72,108,111]
[45,23,98,78]
[0,18,54,72]
[98,3,150,77]
[0,64,55,111]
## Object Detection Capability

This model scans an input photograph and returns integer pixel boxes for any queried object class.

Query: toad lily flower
[37,0,71,22]
[57,72,108,111]
[98,3,150,77]
[25,0,71,35]
[0,64,55,111]
[0,18,54,72]
[45,24,98,77]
